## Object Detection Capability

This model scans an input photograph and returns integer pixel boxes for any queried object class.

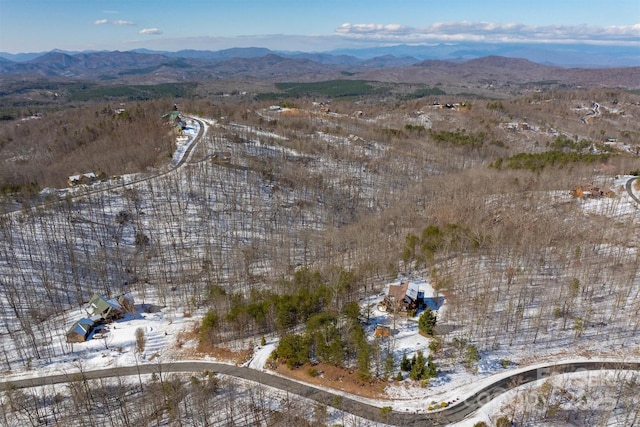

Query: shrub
[429,337,443,354]
[409,351,427,380]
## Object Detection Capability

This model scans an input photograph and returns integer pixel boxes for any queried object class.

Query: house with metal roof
[66,317,98,343]
[379,280,425,313]
[65,293,134,343]
[86,293,124,320]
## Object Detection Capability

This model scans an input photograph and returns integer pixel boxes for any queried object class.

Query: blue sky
[0,0,638,53]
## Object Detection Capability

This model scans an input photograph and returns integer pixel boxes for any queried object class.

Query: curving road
[2,130,639,424]
[1,360,638,426]
[626,176,640,205]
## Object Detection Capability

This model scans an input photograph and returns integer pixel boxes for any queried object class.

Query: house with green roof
[86,293,127,320]
[65,293,134,343]
[162,110,186,133]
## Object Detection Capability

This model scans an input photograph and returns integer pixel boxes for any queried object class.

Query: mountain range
[2,42,639,68]
[0,44,639,89]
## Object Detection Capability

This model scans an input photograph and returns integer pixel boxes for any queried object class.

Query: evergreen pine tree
[400,351,412,371]
[409,351,427,380]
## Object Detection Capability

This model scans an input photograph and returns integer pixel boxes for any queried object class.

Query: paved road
[1,360,638,426]
[2,129,639,423]
[626,176,640,204]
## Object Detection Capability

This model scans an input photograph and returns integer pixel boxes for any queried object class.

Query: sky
[0,0,639,54]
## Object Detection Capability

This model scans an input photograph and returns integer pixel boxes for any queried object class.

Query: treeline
[274,80,384,98]
[256,80,445,101]
[490,150,612,171]
[429,129,505,149]
[69,82,198,102]
[0,80,199,120]
[399,86,446,100]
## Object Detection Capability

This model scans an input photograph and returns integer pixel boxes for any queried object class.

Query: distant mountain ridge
[0,48,417,80]
[2,41,639,68]
[0,47,638,89]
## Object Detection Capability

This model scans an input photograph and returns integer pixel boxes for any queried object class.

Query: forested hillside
[1,82,640,425]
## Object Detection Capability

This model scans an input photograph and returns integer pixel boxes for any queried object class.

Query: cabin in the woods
[378,280,425,313]
[68,172,97,187]
[65,293,134,343]
[66,317,98,343]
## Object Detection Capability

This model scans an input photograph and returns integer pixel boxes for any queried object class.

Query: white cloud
[337,23,411,35]
[139,28,163,35]
[335,21,640,45]
[94,18,135,26]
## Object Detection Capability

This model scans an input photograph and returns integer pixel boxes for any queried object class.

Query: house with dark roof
[66,317,99,343]
[68,172,97,187]
[379,281,425,313]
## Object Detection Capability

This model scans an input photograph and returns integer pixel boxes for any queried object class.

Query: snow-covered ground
[454,368,640,427]
[1,112,640,426]
[170,117,205,166]
[5,282,636,426]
